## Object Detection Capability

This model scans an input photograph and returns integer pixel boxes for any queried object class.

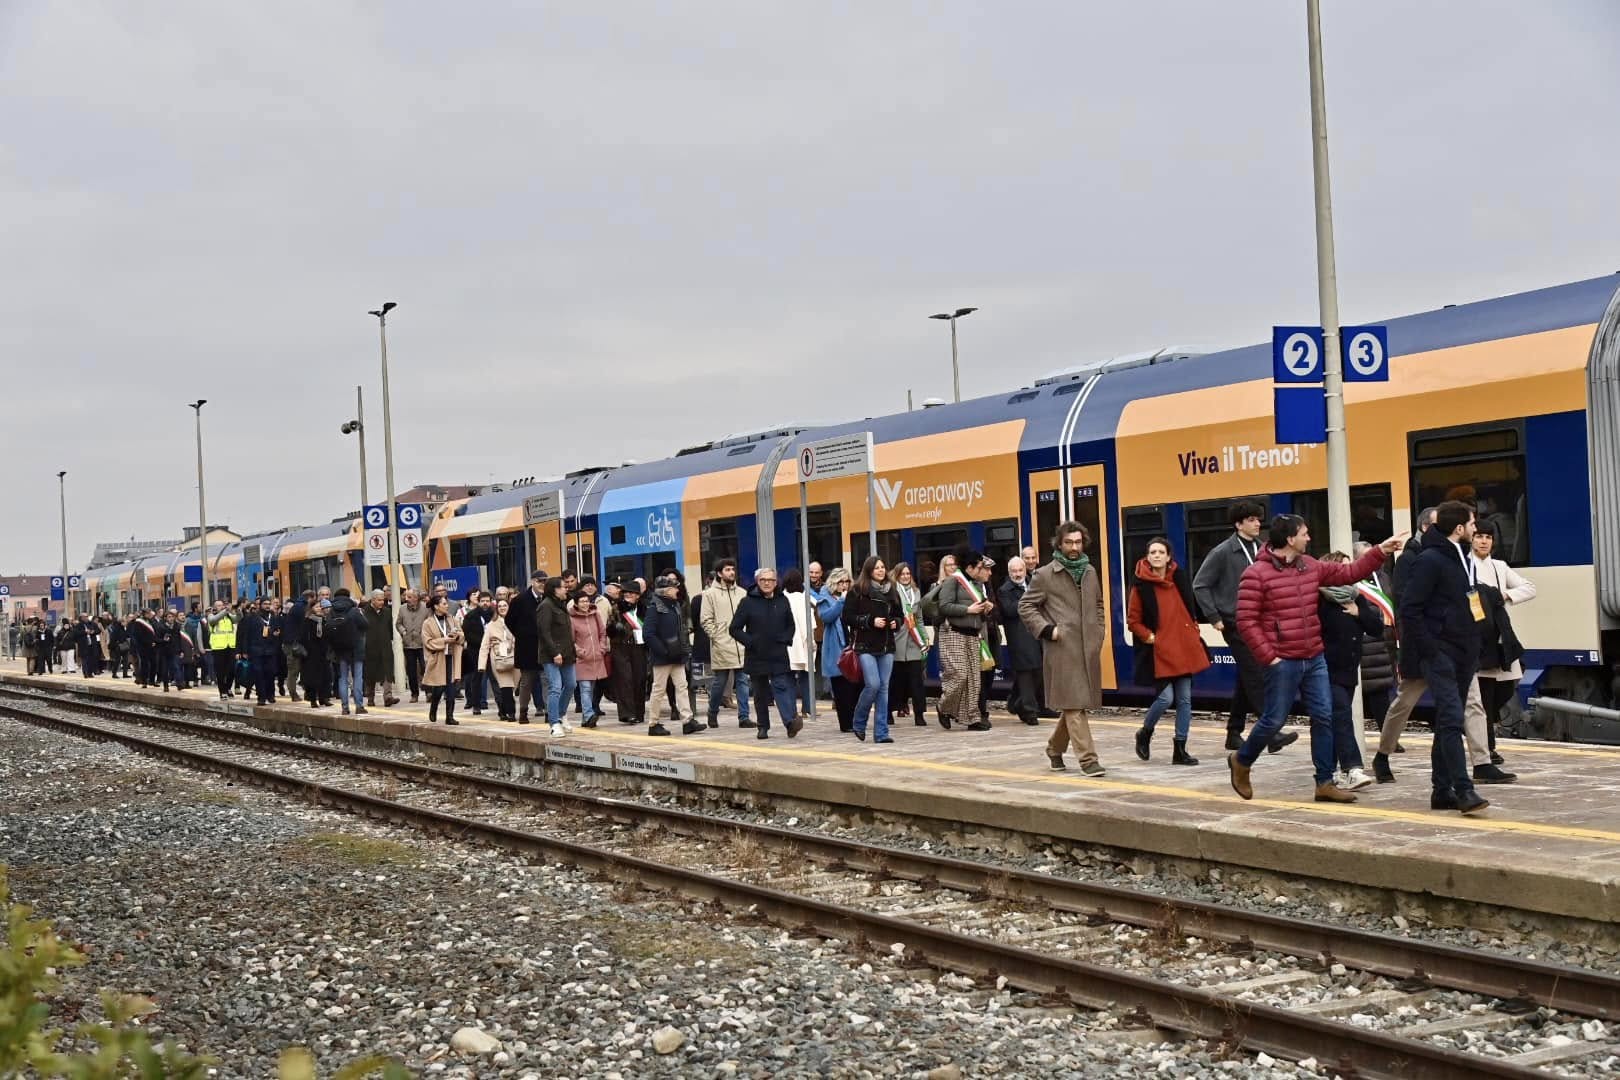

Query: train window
[913,526,970,588]
[563,542,595,582]
[700,519,741,575]
[1288,484,1394,554]
[982,519,1020,591]
[1006,390,1040,405]
[1409,422,1530,565]
[604,555,638,584]
[497,532,525,586]
[1185,496,1264,579]
[1070,487,1108,592]
[1122,505,1168,567]
[789,505,843,575]
[609,525,627,546]
[850,529,903,573]
[1051,382,1086,397]
[726,445,757,457]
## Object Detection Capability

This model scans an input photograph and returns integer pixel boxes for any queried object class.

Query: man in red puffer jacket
[1229,514,1404,804]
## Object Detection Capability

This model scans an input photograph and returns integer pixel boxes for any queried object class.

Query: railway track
[4,685,1615,1078]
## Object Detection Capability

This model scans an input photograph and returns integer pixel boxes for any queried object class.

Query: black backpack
[327,607,356,652]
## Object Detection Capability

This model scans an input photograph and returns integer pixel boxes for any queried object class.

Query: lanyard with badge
[1458,543,1486,622]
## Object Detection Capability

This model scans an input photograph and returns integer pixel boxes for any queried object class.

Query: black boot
[1134,727,1152,761]
[1172,739,1198,766]
[1224,731,1243,751]
[1373,752,1395,783]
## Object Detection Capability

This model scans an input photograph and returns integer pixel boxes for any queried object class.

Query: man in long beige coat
[1019,521,1107,776]
[700,559,753,728]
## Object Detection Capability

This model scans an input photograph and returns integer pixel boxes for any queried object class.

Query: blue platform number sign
[1340,324,1390,383]
[1272,326,1325,384]
[67,575,82,590]
[49,576,65,601]
[1274,386,1328,444]
[397,504,422,529]
[0,584,11,597]
[363,504,389,529]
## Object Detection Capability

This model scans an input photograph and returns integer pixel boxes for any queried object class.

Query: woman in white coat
[783,568,814,721]
[1470,525,1535,759]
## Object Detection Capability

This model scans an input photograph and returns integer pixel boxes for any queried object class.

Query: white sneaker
[560,720,572,734]
[1343,767,1374,790]
[549,724,565,739]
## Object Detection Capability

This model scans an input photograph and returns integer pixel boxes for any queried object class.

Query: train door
[1027,465,1117,691]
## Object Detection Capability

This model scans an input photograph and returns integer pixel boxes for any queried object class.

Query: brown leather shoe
[1314,782,1356,803]
[1227,752,1253,800]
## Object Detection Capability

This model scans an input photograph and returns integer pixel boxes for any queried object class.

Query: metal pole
[799,478,816,721]
[865,433,878,564]
[950,317,961,403]
[192,403,209,607]
[375,305,408,691]
[907,388,914,412]
[57,471,69,620]
[356,385,370,511]
[1307,0,1352,556]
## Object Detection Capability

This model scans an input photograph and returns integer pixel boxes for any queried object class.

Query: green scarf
[1319,583,1355,605]
[1053,550,1090,585]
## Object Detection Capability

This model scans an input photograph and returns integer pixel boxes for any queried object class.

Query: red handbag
[837,646,863,684]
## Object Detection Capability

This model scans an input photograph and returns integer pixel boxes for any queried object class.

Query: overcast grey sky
[2,1,1615,573]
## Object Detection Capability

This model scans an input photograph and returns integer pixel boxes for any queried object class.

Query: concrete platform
[5,658,1619,923]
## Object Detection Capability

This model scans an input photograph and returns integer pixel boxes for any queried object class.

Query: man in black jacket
[508,572,546,723]
[729,568,802,740]
[460,590,490,715]
[645,574,701,736]
[238,598,282,705]
[997,558,1042,725]
[327,588,369,715]
[1397,501,1488,815]
[1191,500,1296,754]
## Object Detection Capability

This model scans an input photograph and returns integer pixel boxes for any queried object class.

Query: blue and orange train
[83,273,1620,720]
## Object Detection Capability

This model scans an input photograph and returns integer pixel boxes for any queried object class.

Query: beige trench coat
[1018,561,1106,711]
[478,616,518,689]
[422,614,464,687]
[700,581,750,670]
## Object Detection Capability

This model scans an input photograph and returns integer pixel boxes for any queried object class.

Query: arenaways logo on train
[1177,443,1320,478]
[874,476,986,520]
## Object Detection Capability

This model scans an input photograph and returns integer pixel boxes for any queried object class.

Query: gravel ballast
[1,716,1347,1079]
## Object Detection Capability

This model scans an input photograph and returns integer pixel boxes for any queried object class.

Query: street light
[341,385,370,517]
[56,470,69,621]
[928,307,978,403]
[368,301,406,692]
[189,400,209,608]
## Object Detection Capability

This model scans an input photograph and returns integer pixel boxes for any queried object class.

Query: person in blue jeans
[727,568,802,740]
[841,556,899,743]
[1229,515,1403,803]
[536,577,577,737]
[1127,538,1210,765]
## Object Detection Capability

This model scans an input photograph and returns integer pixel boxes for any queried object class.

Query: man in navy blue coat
[1397,500,1488,816]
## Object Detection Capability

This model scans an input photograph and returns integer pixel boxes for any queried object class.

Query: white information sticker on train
[798,432,873,482]
[547,745,613,770]
[615,753,696,783]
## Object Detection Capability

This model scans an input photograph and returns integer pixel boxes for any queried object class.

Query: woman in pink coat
[569,590,611,727]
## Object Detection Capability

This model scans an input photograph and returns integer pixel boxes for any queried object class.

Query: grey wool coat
[1018,560,1106,711]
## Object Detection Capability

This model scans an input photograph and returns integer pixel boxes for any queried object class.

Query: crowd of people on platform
[11,498,1529,814]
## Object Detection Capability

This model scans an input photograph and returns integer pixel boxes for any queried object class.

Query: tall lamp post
[189,400,210,608]
[56,470,69,621]
[1306,0,1352,554]
[368,302,407,691]
[928,307,978,403]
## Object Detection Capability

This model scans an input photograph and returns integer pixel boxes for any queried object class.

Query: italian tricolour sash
[898,587,930,649]
[622,608,643,644]
[952,571,996,667]
[1356,580,1394,626]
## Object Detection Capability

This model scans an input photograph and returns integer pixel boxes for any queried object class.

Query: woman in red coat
[569,590,612,728]
[1128,537,1211,765]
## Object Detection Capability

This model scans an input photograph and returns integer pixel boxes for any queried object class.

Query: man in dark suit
[507,571,547,723]
[997,557,1043,725]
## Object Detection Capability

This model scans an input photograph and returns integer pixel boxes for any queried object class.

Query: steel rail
[2,698,1556,1080]
[5,686,1616,1022]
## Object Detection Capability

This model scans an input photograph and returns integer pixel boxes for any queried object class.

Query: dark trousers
[891,658,928,721]
[403,648,425,697]
[303,655,330,704]
[283,645,303,697]
[753,671,798,733]
[497,686,516,719]
[1330,682,1364,770]
[138,647,157,684]
[1222,626,1267,734]
[213,649,236,696]
[830,674,861,732]
[253,659,277,704]
[977,669,993,720]
[1422,651,1478,798]
[464,665,487,710]
[427,681,458,722]
[1362,685,1392,726]
[1007,668,1040,720]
